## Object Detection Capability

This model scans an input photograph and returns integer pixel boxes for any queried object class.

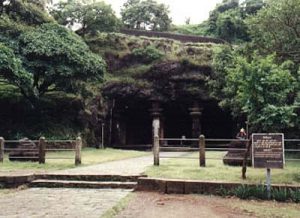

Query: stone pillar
[189,101,203,138]
[150,102,162,137]
[0,137,4,163]
[38,137,46,164]
[150,102,162,166]
[75,136,82,165]
[112,110,126,146]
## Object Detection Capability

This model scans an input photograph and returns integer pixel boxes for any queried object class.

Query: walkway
[0,188,130,218]
[49,152,186,176]
[0,152,189,218]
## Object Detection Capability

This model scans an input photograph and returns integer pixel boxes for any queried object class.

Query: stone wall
[121,29,226,44]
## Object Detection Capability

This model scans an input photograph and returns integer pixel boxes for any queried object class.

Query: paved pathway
[50,152,187,176]
[0,188,130,218]
[0,152,191,218]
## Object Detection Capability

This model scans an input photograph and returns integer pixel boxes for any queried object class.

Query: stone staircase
[29,174,142,189]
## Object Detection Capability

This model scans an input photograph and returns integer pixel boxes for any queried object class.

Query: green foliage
[121,0,172,31]
[241,0,265,15]
[200,0,264,42]
[50,0,120,36]
[231,185,300,202]
[211,45,299,132]
[246,0,300,65]
[132,46,164,63]
[1,21,106,107]
[0,0,53,25]
[215,8,249,42]
[0,43,33,94]
[225,53,298,132]
[290,189,300,203]
[233,185,268,200]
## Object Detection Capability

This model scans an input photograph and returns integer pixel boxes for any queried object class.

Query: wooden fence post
[153,135,160,166]
[39,137,46,164]
[75,137,82,165]
[199,134,206,167]
[0,137,4,163]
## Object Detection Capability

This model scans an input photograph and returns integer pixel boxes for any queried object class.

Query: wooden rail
[154,137,300,166]
[0,137,82,165]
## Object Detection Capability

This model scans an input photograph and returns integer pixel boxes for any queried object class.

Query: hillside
[85,32,223,103]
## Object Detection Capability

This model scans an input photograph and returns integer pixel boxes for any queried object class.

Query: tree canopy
[50,0,120,36]
[121,0,172,31]
[247,0,300,65]
[210,0,300,133]
[0,1,106,107]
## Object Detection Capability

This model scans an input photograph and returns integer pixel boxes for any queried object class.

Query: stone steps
[28,174,145,189]
[30,179,137,189]
[36,174,143,182]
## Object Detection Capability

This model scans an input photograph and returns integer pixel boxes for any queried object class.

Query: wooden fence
[0,137,82,165]
[153,135,300,166]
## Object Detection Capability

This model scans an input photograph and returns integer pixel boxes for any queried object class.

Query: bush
[132,46,164,63]
[218,185,300,202]
[290,189,300,203]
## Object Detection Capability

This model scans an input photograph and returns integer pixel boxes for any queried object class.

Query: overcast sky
[104,0,223,24]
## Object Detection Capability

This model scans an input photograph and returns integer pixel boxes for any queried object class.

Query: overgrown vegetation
[218,185,300,203]
[209,0,300,134]
[121,0,172,31]
[50,0,121,36]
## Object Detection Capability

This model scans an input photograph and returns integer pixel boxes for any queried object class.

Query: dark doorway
[123,101,152,145]
[164,103,192,138]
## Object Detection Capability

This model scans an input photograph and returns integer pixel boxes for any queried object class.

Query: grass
[146,152,300,184]
[0,148,149,172]
[101,193,133,218]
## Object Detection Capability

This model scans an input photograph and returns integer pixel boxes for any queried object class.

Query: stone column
[189,101,203,138]
[149,102,163,138]
[112,110,126,146]
[149,102,162,166]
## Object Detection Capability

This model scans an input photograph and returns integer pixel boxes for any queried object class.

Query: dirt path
[116,191,300,218]
[116,192,254,218]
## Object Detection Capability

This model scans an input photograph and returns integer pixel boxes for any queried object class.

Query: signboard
[252,133,284,169]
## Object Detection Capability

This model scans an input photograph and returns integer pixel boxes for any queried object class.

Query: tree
[0,0,53,25]
[50,0,120,36]
[215,9,249,42]
[241,0,265,15]
[247,0,300,65]
[0,43,33,97]
[211,48,299,132]
[121,0,172,31]
[0,22,106,107]
[207,0,252,42]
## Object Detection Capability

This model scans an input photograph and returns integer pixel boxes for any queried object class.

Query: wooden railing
[0,137,82,165]
[153,135,300,166]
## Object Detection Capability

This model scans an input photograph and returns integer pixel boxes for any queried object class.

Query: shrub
[132,46,164,63]
[271,188,289,202]
[290,189,300,203]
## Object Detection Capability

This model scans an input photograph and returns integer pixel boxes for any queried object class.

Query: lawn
[0,148,149,172]
[146,152,300,184]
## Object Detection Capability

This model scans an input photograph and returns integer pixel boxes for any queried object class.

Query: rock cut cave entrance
[109,99,235,148]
